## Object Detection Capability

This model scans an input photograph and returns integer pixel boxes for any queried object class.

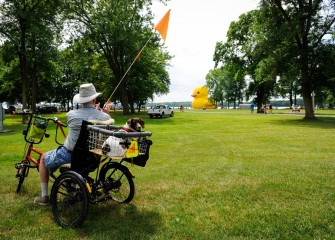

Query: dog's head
[126,117,145,132]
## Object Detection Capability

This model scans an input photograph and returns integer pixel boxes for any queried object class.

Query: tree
[261,0,335,119]
[309,43,335,108]
[64,0,171,114]
[214,2,335,116]
[206,68,225,106]
[0,42,21,103]
[0,0,63,122]
[214,11,266,111]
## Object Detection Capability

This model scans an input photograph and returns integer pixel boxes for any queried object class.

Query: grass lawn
[0,108,334,239]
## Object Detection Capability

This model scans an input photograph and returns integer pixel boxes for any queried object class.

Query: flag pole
[104,9,170,108]
[104,33,154,108]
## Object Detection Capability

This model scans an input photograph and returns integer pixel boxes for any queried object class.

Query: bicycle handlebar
[23,113,67,127]
[23,113,67,144]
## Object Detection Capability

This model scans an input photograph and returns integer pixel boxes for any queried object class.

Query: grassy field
[0,108,335,240]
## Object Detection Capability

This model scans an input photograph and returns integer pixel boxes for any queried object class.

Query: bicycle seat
[71,121,100,177]
[59,163,71,173]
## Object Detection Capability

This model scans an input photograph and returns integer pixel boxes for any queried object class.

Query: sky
[151,0,259,103]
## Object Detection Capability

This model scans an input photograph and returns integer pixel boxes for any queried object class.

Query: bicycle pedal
[15,163,22,169]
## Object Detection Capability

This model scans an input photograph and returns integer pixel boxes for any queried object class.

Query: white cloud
[151,0,259,102]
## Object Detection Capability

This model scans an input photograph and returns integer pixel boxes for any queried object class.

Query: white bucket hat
[74,83,102,104]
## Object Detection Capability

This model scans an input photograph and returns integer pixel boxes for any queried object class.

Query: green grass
[1,109,335,239]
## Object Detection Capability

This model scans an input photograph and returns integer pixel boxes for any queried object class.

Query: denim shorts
[45,146,72,172]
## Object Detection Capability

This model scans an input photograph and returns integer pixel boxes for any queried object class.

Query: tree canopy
[212,0,335,118]
[0,0,63,122]
[0,0,171,117]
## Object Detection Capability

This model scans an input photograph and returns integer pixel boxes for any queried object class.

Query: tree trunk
[137,101,143,112]
[300,46,316,120]
[20,60,28,124]
[18,21,28,124]
[31,43,37,114]
[128,94,135,113]
[300,77,316,119]
[130,104,135,113]
[31,68,37,114]
[302,89,316,119]
[256,87,265,113]
[120,85,130,115]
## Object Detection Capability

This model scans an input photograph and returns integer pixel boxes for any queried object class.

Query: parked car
[36,106,58,114]
[147,105,174,118]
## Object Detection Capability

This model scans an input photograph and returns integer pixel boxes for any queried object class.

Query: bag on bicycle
[124,138,152,167]
[28,119,47,140]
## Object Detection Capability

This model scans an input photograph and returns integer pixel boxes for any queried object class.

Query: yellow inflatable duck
[191,86,216,109]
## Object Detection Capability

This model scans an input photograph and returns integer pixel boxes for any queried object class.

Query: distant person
[9,105,16,117]
[268,104,273,114]
[180,105,184,112]
[250,103,255,113]
[261,104,267,114]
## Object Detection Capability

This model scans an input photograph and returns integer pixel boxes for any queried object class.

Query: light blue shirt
[63,103,111,151]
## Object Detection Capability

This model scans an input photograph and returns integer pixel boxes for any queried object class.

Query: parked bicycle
[15,113,67,193]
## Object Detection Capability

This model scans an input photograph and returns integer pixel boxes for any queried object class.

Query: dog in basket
[102,118,145,157]
[122,117,145,132]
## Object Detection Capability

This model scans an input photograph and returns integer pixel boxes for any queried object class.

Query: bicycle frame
[22,143,44,168]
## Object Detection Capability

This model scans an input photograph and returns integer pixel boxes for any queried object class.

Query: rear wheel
[99,162,135,203]
[50,171,89,228]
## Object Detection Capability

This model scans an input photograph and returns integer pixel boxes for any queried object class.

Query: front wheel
[170,111,174,117]
[15,161,29,193]
[99,162,135,203]
[50,171,89,228]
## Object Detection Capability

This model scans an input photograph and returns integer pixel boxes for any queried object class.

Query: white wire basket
[88,130,126,158]
[87,125,152,159]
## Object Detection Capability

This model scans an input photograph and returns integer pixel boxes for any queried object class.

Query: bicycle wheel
[99,162,135,203]
[15,161,28,193]
[50,171,89,228]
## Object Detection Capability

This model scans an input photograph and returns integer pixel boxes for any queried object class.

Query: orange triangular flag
[154,9,171,42]
[126,139,139,158]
